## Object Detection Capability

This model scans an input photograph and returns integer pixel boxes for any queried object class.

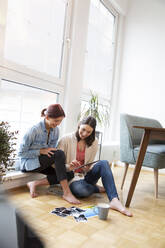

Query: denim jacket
[18,119,59,171]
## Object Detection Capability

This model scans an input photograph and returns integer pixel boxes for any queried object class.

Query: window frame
[0,0,73,86]
[81,0,119,141]
[82,0,119,104]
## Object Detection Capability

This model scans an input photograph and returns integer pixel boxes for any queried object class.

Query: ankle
[63,190,72,196]
[110,197,119,203]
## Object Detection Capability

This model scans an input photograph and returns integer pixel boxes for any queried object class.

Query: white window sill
[4,171,34,180]
[2,171,46,190]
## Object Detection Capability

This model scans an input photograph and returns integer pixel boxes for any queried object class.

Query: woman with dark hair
[58,116,132,216]
[18,104,80,204]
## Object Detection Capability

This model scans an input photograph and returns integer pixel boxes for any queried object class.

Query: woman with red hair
[18,104,80,204]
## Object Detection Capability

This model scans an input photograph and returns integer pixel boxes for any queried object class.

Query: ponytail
[41,108,47,117]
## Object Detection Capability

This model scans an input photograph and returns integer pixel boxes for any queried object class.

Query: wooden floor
[8,166,165,248]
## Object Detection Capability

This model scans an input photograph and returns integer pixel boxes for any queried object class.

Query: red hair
[41,104,65,118]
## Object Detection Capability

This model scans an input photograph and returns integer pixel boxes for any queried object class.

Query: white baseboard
[115,161,165,174]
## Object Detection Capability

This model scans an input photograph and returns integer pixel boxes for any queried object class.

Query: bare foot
[27,181,38,198]
[96,184,106,193]
[109,197,133,217]
[63,193,80,204]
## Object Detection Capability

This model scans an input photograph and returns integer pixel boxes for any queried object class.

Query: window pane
[83,0,115,97]
[4,0,67,78]
[0,80,58,145]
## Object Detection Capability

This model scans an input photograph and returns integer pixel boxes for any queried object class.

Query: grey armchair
[120,113,165,199]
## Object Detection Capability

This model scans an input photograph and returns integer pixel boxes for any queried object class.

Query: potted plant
[78,91,110,128]
[0,121,18,183]
[78,91,110,159]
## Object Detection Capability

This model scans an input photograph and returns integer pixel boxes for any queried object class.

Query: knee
[70,182,93,198]
[73,188,90,198]
[78,186,92,197]
[99,160,110,171]
[54,149,66,161]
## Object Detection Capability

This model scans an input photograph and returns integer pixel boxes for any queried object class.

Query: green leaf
[0,121,18,169]
[78,90,110,128]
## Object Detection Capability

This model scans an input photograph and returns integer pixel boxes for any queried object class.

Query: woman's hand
[40,148,56,157]
[68,160,81,171]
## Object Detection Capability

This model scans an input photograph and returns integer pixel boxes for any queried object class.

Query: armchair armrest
[133,126,165,141]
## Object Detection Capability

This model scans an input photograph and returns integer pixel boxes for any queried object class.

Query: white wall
[110,0,129,14]
[117,0,165,140]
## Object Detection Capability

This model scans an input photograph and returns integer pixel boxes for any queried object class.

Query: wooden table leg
[125,130,151,207]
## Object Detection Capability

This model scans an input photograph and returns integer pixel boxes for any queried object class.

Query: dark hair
[76,116,96,147]
[41,104,65,118]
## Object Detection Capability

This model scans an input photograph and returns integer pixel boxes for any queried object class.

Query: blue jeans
[69,160,118,201]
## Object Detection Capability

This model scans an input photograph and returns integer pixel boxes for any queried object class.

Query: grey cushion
[134,145,165,169]
[134,144,165,154]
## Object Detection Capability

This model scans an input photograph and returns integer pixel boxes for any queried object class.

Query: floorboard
[7,166,165,248]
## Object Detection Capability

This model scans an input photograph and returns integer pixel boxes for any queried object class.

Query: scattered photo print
[54,207,66,212]
[50,205,96,222]
[70,207,85,217]
[61,209,72,216]
[74,214,87,222]
[51,210,68,217]
[70,206,85,213]
[51,207,73,217]
[83,205,98,218]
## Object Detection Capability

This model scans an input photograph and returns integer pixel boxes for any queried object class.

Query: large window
[83,0,117,98]
[0,79,58,144]
[81,0,118,141]
[4,0,69,80]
